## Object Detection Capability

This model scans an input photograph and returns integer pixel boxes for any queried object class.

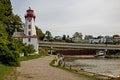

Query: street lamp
[105,37,108,55]
[50,37,53,55]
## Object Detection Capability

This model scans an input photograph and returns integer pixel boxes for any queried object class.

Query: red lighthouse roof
[25,7,36,20]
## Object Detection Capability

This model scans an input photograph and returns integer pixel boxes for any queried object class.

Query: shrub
[22,44,35,56]
[0,41,20,66]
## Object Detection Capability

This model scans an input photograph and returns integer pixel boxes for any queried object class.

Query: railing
[39,41,120,50]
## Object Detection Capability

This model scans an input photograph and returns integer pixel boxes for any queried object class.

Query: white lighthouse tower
[23,7,38,53]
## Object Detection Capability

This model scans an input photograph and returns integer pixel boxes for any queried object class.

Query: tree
[0,0,23,66]
[66,35,72,42]
[36,26,44,40]
[73,32,83,40]
[113,34,119,39]
[62,35,66,40]
[0,40,20,66]
[54,36,62,41]
[44,30,52,41]
[6,15,23,38]
[97,35,103,39]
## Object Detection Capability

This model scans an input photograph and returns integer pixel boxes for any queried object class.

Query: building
[84,35,94,40]
[13,7,38,53]
[89,36,113,44]
[89,39,100,44]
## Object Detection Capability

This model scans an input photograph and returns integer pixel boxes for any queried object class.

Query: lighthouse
[23,7,38,53]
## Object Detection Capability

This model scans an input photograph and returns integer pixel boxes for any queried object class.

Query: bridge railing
[39,41,120,50]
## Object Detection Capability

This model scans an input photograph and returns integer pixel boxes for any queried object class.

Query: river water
[64,56,120,77]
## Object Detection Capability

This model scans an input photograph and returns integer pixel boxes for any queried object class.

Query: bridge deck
[39,41,120,50]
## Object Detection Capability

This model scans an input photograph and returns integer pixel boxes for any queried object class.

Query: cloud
[11,0,120,37]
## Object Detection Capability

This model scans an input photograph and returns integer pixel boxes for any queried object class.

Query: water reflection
[65,56,120,77]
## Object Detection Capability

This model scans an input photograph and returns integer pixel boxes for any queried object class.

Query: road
[16,56,90,80]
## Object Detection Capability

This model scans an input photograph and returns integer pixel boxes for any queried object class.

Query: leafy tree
[54,36,62,42]
[62,35,66,40]
[6,15,23,38]
[36,26,44,40]
[0,0,22,66]
[113,34,120,45]
[0,0,44,66]
[0,40,20,66]
[0,0,13,24]
[73,32,83,40]
[0,23,8,40]
[44,30,52,41]
[97,35,103,39]
[66,35,72,42]
[113,34,119,38]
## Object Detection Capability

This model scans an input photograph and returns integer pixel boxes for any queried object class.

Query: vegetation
[0,1,39,77]
[0,64,14,80]
[0,0,45,66]
[19,53,44,61]
[19,47,48,61]
[43,30,53,41]
[22,44,35,56]
[72,32,83,40]
[0,0,22,66]
[36,26,44,40]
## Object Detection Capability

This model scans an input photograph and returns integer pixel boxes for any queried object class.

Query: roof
[12,32,25,38]
[12,32,37,38]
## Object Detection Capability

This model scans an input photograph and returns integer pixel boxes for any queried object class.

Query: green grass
[50,60,102,80]
[0,52,47,80]
[0,54,44,80]
[19,52,47,61]
[0,64,14,80]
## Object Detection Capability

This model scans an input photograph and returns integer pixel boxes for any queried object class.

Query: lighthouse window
[28,25,31,29]
[28,18,31,22]
[28,38,31,42]
[28,31,31,35]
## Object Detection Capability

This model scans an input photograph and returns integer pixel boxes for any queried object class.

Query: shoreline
[51,59,118,80]
[76,69,118,79]
[63,55,120,79]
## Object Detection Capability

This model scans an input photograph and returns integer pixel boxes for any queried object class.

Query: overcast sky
[11,0,120,37]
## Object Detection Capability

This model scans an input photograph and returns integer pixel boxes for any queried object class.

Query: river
[64,56,120,77]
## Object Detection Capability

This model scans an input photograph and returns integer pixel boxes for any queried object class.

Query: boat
[94,51,106,58]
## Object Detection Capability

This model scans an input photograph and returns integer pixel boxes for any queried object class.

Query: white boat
[94,51,105,58]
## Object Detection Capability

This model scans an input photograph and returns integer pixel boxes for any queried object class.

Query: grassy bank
[0,52,47,80]
[50,60,103,80]
[19,53,45,61]
[0,64,15,80]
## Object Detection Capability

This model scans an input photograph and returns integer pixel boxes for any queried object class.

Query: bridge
[39,41,120,50]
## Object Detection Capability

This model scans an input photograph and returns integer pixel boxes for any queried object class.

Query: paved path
[17,56,89,80]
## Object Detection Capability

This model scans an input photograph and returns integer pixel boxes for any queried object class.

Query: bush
[0,41,20,66]
[22,44,35,56]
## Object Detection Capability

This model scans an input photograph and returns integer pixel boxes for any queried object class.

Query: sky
[11,0,120,37]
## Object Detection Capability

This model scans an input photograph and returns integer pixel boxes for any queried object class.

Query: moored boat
[94,51,105,58]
